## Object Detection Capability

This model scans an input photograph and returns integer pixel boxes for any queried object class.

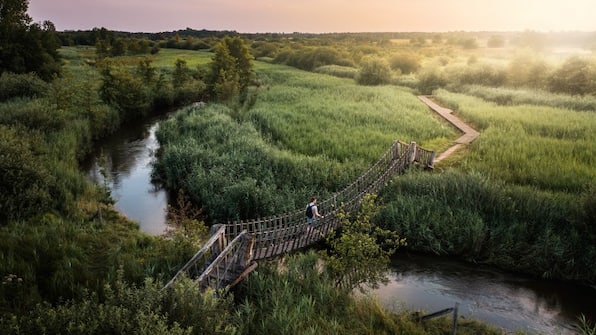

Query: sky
[28,0,596,33]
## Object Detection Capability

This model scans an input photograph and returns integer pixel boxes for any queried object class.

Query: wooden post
[408,141,417,165]
[210,224,225,255]
[428,151,436,169]
[452,302,459,335]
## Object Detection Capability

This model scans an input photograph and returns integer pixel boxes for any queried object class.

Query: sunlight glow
[28,0,596,32]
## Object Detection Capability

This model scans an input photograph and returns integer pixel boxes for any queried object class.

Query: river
[82,112,596,334]
[82,113,171,235]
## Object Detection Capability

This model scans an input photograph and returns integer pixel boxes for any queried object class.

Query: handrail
[166,140,435,291]
[196,230,254,290]
[223,141,435,260]
[163,224,226,289]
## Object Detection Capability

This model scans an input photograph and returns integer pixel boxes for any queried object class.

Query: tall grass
[453,85,596,112]
[155,62,456,221]
[433,89,596,193]
[377,171,595,282]
[234,251,502,335]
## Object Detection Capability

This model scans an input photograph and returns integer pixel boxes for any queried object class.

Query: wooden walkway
[418,96,479,163]
[164,96,481,292]
[164,140,436,291]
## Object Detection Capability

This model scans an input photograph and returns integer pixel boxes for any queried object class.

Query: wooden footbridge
[164,141,435,291]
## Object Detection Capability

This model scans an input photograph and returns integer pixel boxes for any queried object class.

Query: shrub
[99,64,153,122]
[548,56,596,96]
[0,126,54,223]
[356,57,392,85]
[0,72,48,101]
[388,53,421,74]
[314,65,358,79]
[416,65,447,94]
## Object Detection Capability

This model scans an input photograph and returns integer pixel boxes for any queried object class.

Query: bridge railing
[163,224,227,289]
[223,141,435,260]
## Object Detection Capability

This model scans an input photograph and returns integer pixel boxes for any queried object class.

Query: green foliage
[0,72,48,101]
[207,36,254,102]
[0,273,236,335]
[164,190,209,244]
[506,52,550,89]
[356,56,392,85]
[434,90,596,193]
[548,56,596,96]
[234,251,501,335]
[450,85,596,111]
[417,64,447,95]
[156,64,453,221]
[323,194,405,291]
[234,251,373,335]
[314,65,358,79]
[274,46,354,71]
[377,171,596,282]
[388,53,421,74]
[0,126,53,223]
[444,62,507,87]
[0,1,61,81]
[99,63,153,121]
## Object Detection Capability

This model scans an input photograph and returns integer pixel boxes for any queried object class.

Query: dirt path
[417,96,479,164]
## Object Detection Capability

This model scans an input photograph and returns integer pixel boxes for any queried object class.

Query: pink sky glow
[28,0,596,33]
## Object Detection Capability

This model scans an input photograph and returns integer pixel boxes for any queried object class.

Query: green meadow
[2,32,596,333]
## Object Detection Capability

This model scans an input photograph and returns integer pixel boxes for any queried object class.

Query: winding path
[418,95,479,163]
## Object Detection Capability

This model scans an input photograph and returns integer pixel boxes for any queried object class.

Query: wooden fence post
[408,141,417,164]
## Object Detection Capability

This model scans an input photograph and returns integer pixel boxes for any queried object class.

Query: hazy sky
[28,0,596,33]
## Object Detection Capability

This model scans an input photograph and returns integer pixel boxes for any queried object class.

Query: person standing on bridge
[306,197,323,224]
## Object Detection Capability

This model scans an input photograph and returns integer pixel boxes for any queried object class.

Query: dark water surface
[83,114,596,334]
[81,114,171,235]
[372,253,596,334]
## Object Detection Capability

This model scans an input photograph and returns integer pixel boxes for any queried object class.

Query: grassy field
[2,43,595,333]
[155,60,456,221]
[433,89,596,192]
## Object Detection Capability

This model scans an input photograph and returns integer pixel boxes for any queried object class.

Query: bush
[445,62,507,87]
[0,72,48,102]
[274,47,354,71]
[314,65,358,79]
[548,56,596,96]
[388,53,421,74]
[377,171,596,282]
[417,65,447,94]
[99,64,153,122]
[356,57,392,85]
[0,274,236,335]
[0,126,54,223]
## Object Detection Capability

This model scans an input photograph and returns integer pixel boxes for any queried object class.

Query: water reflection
[371,253,595,334]
[82,115,170,235]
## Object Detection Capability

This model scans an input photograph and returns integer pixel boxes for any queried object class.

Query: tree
[0,0,61,80]
[548,56,596,95]
[389,53,421,74]
[356,56,391,85]
[322,194,405,291]
[207,36,253,101]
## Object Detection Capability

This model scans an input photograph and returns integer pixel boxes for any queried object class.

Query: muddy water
[373,253,596,334]
[83,114,596,334]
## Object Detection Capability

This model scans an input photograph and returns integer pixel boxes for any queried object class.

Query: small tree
[356,57,391,85]
[207,36,253,101]
[322,194,405,291]
[548,56,595,95]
